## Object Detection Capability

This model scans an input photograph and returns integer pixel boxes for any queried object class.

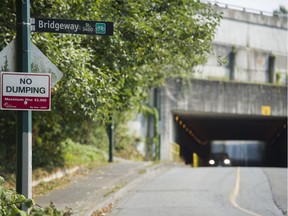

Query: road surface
[111,167,287,216]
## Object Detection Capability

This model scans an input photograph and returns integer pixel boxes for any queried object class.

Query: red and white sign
[1,72,51,111]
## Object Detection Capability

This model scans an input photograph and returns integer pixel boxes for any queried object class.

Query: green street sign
[31,18,113,36]
[96,23,106,34]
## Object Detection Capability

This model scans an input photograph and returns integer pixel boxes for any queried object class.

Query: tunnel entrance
[173,111,287,167]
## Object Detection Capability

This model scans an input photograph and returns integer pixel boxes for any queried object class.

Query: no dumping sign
[1,72,51,111]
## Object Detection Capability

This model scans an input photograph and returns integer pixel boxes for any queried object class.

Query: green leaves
[0,1,221,123]
[31,0,221,122]
[0,176,71,216]
[0,177,33,216]
[0,0,221,168]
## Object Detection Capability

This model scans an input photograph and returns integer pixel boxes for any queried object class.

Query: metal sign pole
[108,115,114,163]
[16,0,32,204]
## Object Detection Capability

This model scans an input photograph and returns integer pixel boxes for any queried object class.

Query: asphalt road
[110,167,287,216]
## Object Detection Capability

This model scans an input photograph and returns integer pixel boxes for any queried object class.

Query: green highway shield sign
[31,18,113,36]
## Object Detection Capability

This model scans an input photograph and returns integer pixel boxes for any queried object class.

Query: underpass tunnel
[173,111,287,167]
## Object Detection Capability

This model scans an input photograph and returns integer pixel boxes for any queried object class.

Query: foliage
[28,0,221,122]
[61,138,107,167]
[0,176,33,216]
[32,111,108,170]
[29,203,72,216]
[0,0,221,118]
[141,105,160,160]
[0,176,72,216]
[0,0,221,170]
[0,111,17,174]
[273,5,288,17]
[113,111,144,160]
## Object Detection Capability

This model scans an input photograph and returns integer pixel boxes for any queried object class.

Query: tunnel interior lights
[175,115,179,122]
[174,115,208,145]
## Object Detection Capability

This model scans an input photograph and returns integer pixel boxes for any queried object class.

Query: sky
[208,0,288,13]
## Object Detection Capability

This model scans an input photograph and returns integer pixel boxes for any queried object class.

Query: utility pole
[16,0,32,204]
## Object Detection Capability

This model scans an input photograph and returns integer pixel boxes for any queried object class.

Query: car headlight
[209,159,215,165]
[224,159,231,165]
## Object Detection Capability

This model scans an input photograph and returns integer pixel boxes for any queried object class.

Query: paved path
[35,159,156,215]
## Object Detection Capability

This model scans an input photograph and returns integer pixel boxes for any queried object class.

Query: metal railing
[204,0,274,16]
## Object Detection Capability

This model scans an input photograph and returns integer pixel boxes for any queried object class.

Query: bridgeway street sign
[31,18,113,36]
[1,72,51,111]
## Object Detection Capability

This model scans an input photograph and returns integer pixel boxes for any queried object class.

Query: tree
[29,0,221,121]
[273,5,288,17]
[1,0,221,121]
[0,0,221,168]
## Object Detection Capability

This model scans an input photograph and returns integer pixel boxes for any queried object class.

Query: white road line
[230,167,262,216]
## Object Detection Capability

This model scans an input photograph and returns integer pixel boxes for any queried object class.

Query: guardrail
[204,0,274,16]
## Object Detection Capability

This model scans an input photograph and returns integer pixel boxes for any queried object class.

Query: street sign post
[16,0,32,204]
[31,18,113,36]
[6,2,114,205]
[1,72,51,111]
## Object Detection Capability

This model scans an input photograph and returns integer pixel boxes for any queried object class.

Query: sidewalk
[35,159,167,216]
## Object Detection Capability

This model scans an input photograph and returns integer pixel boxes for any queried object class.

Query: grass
[138,169,147,174]
[32,164,109,198]
[61,138,107,168]
[32,165,107,198]
[2,138,148,201]
[104,182,127,197]
[2,139,108,198]
[33,173,73,198]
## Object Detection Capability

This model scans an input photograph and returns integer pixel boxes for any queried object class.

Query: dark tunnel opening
[173,112,287,167]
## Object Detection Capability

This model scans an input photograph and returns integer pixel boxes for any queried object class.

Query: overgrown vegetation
[61,139,107,167]
[0,176,72,215]
[0,0,220,171]
[0,0,221,214]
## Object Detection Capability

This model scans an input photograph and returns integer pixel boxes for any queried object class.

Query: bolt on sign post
[16,0,32,204]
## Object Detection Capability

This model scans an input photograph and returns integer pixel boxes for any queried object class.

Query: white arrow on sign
[0,39,63,86]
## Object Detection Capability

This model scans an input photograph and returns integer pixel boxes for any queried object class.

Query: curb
[85,162,172,216]
[32,166,81,187]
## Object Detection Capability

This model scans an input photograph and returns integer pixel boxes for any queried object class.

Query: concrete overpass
[157,79,287,166]
[154,5,287,167]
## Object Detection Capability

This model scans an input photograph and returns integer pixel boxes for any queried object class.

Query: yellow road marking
[230,167,262,216]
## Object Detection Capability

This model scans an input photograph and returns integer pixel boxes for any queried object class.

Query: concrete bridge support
[159,79,287,167]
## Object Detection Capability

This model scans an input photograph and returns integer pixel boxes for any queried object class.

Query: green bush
[61,139,107,167]
[0,176,33,215]
[0,176,71,216]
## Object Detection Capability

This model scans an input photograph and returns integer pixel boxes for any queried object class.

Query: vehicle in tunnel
[208,152,231,167]
[211,140,265,166]
[173,111,287,167]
